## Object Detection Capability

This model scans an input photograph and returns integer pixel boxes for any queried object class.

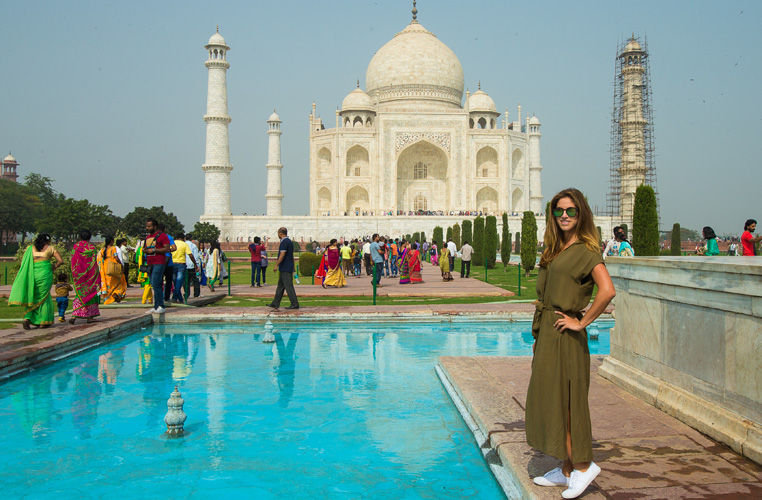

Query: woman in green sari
[9,234,63,330]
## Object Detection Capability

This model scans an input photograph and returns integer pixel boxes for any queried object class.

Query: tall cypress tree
[670,223,681,256]
[501,213,511,268]
[633,184,659,256]
[420,231,426,243]
[472,216,485,266]
[432,226,444,246]
[521,211,538,277]
[485,215,498,269]
[515,232,521,255]
[446,226,453,242]
[462,220,473,245]
[453,223,461,248]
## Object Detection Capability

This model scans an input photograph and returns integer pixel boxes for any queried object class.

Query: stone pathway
[438,356,762,499]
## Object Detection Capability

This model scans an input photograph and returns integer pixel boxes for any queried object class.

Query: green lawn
[452,258,539,301]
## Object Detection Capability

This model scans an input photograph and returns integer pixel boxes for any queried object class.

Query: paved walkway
[0,263,512,299]
[438,356,762,499]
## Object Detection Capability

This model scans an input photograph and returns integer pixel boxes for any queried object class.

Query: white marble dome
[624,39,642,52]
[268,110,281,122]
[3,153,16,163]
[365,21,464,108]
[468,90,497,113]
[342,87,374,112]
[529,115,541,125]
[207,32,227,46]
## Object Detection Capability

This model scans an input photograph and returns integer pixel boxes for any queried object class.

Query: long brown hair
[539,188,599,267]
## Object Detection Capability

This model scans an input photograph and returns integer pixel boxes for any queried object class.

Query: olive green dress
[525,242,603,463]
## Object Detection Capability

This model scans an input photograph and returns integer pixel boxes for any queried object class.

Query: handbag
[106,254,122,278]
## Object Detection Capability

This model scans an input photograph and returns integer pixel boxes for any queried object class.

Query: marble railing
[599,256,762,464]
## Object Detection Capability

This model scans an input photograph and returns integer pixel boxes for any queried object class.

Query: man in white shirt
[460,241,474,278]
[185,233,201,298]
[116,238,134,287]
[362,239,372,276]
[447,238,457,275]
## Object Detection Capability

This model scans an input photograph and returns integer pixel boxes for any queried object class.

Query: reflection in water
[11,378,56,443]
[71,360,102,439]
[98,347,126,395]
[272,332,299,409]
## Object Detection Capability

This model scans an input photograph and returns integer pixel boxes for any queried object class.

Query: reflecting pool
[0,320,611,499]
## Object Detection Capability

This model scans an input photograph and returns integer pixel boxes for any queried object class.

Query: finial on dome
[478,81,481,91]
[412,0,418,22]
[357,79,360,89]
[216,25,219,33]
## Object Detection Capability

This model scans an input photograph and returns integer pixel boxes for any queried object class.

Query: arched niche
[512,187,524,213]
[396,141,448,212]
[317,147,332,178]
[476,146,498,178]
[476,186,499,213]
[317,187,331,211]
[511,148,524,179]
[346,145,369,177]
[346,185,370,213]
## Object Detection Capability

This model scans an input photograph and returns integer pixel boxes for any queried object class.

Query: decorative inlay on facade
[395,132,451,155]
[369,84,463,106]
[204,115,232,123]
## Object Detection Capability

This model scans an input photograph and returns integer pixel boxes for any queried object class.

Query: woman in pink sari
[70,229,101,324]
[409,245,423,283]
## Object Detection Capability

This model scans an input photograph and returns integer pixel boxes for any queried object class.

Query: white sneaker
[145,308,156,314]
[153,307,166,314]
[562,462,601,499]
[533,467,569,487]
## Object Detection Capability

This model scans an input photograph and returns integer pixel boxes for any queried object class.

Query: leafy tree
[501,213,511,268]
[633,184,659,256]
[432,226,444,246]
[472,216,485,266]
[485,215,498,269]
[193,222,221,244]
[0,180,40,244]
[461,220,472,245]
[670,223,682,256]
[453,223,461,248]
[121,206,184,237]
[446,226,453,242]
[35,196,117,243]
[521,211,538,277]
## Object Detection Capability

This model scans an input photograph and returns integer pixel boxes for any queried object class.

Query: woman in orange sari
[97,235,127,304]
[409,244,423,283]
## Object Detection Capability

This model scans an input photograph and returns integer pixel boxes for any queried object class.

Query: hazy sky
[2,0,759,236]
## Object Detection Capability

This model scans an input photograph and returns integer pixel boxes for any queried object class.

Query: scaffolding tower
[607,34,658,220]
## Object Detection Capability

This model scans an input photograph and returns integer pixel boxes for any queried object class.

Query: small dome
[468,90,497,113]
[341,87,374,112]
[529,115,541,125]
[207,32,227,46]
[3,153,16,163]
[268,110,281,122]
[624,39,642,53]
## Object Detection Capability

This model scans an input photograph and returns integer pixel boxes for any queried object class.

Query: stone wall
[599,256,762,464]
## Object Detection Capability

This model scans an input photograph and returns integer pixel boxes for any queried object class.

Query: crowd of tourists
[8,219,234,328]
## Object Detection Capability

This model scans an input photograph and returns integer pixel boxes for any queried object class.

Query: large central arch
[396,141,448,212]
[346,185,370,213]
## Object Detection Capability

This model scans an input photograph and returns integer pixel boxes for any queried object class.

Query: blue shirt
[166,235,175,267]
[369,241,383,263]
[278,237,295,273]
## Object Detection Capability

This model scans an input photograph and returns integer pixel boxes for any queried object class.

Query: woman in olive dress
[526,188,616,499]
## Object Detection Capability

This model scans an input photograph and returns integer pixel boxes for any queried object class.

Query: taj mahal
[199,7,619,243]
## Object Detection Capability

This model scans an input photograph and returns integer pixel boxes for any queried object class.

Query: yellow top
[171,240,192,264]
[341,245,352,259]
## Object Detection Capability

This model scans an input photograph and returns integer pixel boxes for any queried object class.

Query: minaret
[528,115,543,213]
[265,110,284,216]
[202,28,233,216]
[619,36,647,219]
[1,153,19,182]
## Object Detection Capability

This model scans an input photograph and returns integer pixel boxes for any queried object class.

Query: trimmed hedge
[472,216,485,266]
[485,215,497,269]
[521,211,537,276]
[432,226,444,246]
[670,223,681,256]
[298,251,322,277]
[453,223,461,248]
[633,184,659,256]
[501,213,511,268]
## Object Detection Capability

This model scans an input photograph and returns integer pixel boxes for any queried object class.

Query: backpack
[220,250,228,262]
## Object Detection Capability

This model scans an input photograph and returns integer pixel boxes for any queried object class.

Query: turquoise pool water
[0,320,611,499]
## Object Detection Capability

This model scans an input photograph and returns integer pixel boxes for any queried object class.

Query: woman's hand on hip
[553,311,583,333]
